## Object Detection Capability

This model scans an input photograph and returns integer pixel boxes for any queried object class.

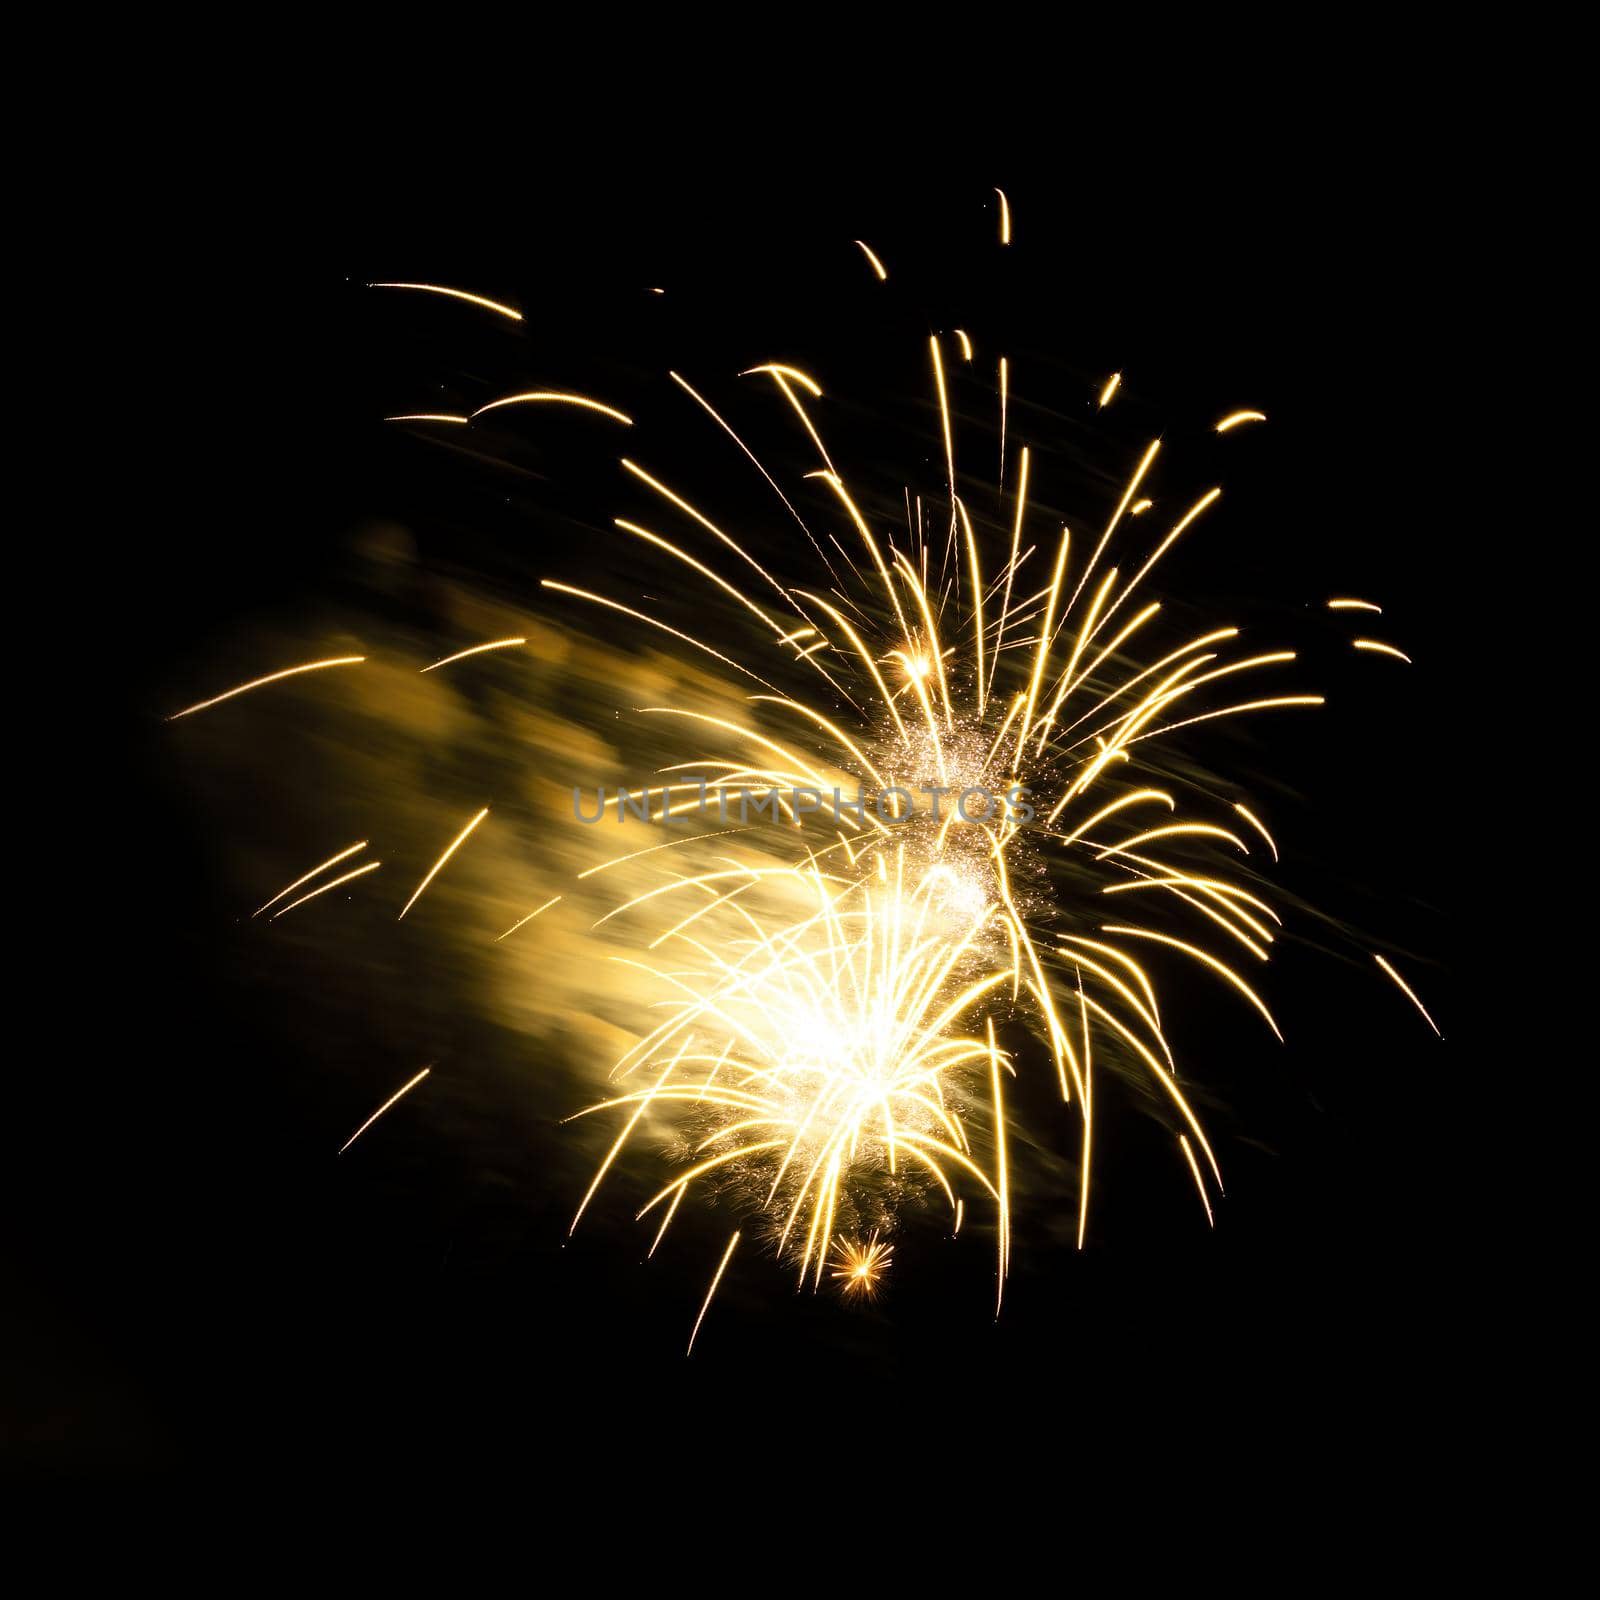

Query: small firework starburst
[832,1234,894,1299]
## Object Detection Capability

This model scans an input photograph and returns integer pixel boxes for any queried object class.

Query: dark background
[13,155,1468,1479]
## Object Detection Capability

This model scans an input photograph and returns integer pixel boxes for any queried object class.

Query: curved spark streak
[1234,804,1279,862]
[497,896,561,942]
[1353,639,1412,663]
[472,392,633,425]
[398,808,489,921]
[385,413,468,424]
[1373,954,1443,1037]
[421,637,526,672]
[339,1067,432,1155]
[687,1231,741,1355]
[1328,598,1382,613]
[1216,410,1267,431]
[168,656,365,720]
[270,859,382,920]
[663,375,846,597]
[1101,924,1284,1040]
[998,357,1009,484]
[854,241,888,280]
[930,336,956,508]
[254,841,368,918]
[1178,1135,1214,1226]
[741,363,823,397]
[542,580,783,694]
[367,283,523,321]
[995,187,1011,244]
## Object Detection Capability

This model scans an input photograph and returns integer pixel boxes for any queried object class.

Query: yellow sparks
[1353,639,1412,664]
[854,240,888,280]
[270,859,382,921]
[196,208,1439,1342]
[1234,804,1279,862]
[1101,925,1283,1040]
[496,895,561,942]
[472,392,633,425]
[998,356,1009,484]
[367,283,523,321]
[543,579,782,692]
[168,656,365,720]
[687,1231,741,1356]
[1373,954,1442,1037]
[989,1018,1009,1310]
[254,841,367,918]
[420,637,526,673]
[398,807,489,921]
[741,363,823,397]
[831,1234,894,1299]
[931,335,956,505]
[339,1067,432,1155]
[1178,1135,1214,1226]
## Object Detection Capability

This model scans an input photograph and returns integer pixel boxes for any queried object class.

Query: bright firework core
[576,834,1012,1291]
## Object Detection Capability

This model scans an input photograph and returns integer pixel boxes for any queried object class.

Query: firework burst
[832,1234,894,1299]
[171,196,1442,1352]
[541,336,1309,1327]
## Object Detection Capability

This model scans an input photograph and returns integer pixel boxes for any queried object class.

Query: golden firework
[174,215,1443,1354]
[832,1234,894,1298]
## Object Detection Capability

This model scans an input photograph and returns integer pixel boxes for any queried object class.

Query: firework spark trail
[168,656,365,720]
[1373,954,1443,1037]
[496,896,562,942]
[665,372,846,591]
[1178,1134,1214,1226]
[398,807,489,921]
[421,637,526,672]
[998,357,1009,486]
[270,859,382,920]
[854,241,888,280]
[473,392,633,425]
[1232,805,1279,862]
[339,1066,432,1154]
[367,283,524,321]
[687,1231,741,1355]
[1353,639,1412,663]
[254,841,368,917]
